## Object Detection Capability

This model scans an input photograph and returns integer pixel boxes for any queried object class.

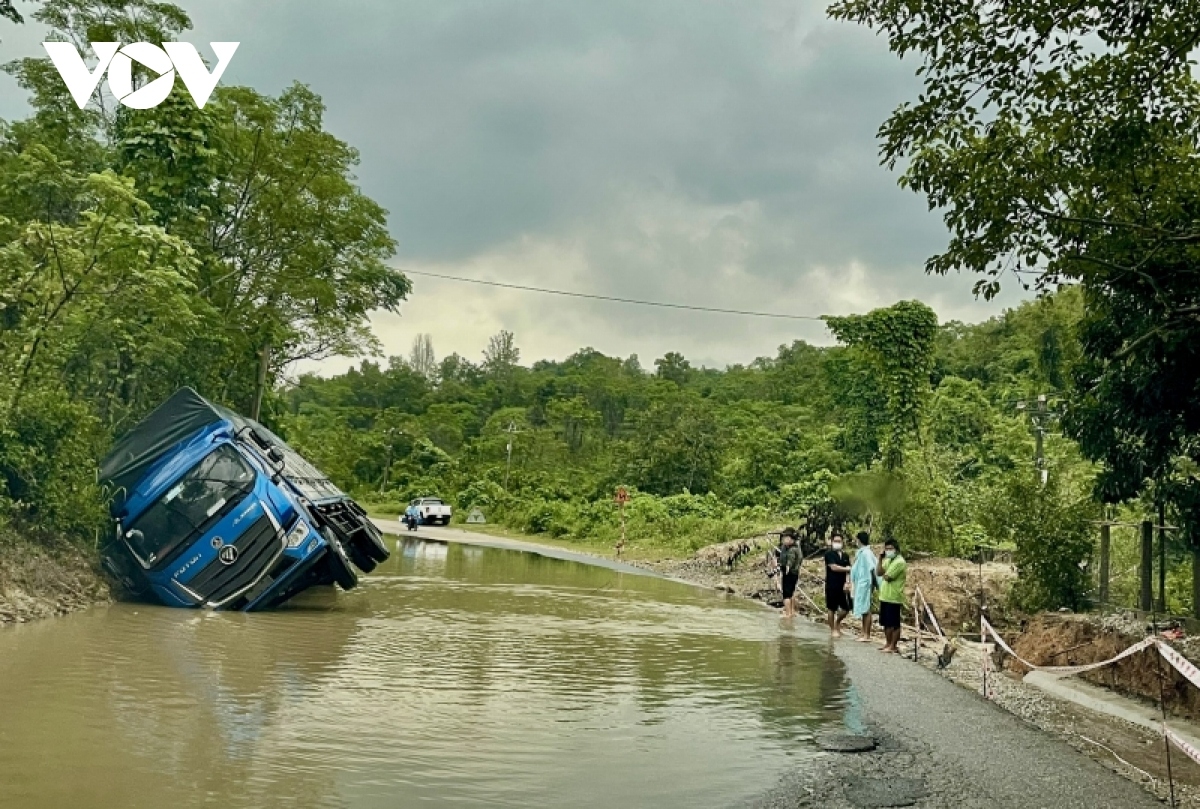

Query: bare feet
[856,636,871,643]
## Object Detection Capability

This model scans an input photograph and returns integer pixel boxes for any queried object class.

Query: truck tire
[352,523,390,564]
[321,528,358,591]
[344,538,378,574]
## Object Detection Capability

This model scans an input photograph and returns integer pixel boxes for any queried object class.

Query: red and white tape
[1165,727,1200,768]
[1156,641,1200,692]
[980,617,1156,675]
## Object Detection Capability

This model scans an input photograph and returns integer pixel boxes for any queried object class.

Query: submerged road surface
[0,533,848,809]
[387,522,1163,808]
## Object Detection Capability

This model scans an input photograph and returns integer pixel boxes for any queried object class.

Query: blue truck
[98,388,388,610]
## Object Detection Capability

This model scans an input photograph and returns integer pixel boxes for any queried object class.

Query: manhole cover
[843,776,926,808]
[815,732,877,752]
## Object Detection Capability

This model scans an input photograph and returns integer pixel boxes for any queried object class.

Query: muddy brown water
[0,537,849,808]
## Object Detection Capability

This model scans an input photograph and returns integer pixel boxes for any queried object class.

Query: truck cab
[99,388,387,611]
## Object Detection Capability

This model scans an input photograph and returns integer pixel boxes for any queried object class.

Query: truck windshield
[124,445,256,569]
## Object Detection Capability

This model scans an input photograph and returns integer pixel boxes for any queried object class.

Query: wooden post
[1158,505,1168,614]
[1141,520,1154,612]
[1193,545,1200,620]
[1098,523,1111,610]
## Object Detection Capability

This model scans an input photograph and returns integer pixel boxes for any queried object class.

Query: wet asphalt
[751,631,1162,809]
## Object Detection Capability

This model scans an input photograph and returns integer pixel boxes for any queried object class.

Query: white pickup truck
[409,497,452,525]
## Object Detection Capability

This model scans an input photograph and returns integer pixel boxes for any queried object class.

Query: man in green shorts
[875,538,907,654]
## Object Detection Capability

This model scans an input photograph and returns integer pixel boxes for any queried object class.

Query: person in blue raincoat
[850,531,878,642]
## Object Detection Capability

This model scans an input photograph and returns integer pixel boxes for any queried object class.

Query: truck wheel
[344,538,378,574]
[321,528,358,591]
[353,524,390,563]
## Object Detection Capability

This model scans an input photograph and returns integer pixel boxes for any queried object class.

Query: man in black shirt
[777,528,802,618]
[824,533,852,638]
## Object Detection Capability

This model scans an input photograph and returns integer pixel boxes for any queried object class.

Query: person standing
[778,529,802,618]
[824,534,852,638]
[849,531,877,642]
[876,538,908,654]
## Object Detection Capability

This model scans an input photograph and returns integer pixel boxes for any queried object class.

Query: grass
[448,522,697,562]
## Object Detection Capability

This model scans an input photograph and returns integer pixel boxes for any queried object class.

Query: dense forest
[281,291,1105,615]
[3,0,1200,617]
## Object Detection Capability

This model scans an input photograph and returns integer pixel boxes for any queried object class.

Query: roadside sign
[615,486,629,505]
[466,507,486,524]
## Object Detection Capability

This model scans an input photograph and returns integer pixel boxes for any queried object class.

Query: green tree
[824,301,939,470]
[828,0,1200,612]
[653,351,692,386]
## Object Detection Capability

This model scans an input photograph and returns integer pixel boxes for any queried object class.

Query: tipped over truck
[98,388,388,610]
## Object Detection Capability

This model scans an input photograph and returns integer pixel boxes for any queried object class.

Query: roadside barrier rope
[1155,642,1200,692]
[914,587,945,639]
[981,616,1157,675]
[1165,728,1200,769]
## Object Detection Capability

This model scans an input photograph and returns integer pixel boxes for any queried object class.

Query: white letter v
[164,42,240,109]
[42,42,120,109]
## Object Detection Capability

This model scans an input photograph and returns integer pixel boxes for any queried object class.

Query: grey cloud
[1,1,1026,374]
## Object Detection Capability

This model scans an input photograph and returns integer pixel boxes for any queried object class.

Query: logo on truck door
[218,545,239,566]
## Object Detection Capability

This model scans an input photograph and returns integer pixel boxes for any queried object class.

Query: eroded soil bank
[0,532,111,625]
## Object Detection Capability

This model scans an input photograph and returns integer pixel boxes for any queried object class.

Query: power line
[402,269,827,321]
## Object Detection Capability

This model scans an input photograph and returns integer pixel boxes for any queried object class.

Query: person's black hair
[856,531,870,545]
[884,538,900,550]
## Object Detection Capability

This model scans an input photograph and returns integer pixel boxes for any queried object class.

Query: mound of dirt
[906,557,1017,634]
[1003,613,1200,722]
[0,532,111,624]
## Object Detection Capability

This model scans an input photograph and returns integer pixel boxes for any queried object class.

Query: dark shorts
[781,572,799,599]
[825,588,850,613]
[880,601,902,629]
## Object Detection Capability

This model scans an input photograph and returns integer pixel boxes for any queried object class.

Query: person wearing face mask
[876,538,908,653]
[824,534,852,638]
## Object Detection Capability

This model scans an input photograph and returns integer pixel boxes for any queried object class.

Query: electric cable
[402,269,827,321]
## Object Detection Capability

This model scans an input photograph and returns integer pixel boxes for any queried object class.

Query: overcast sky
[0,1,1026,375]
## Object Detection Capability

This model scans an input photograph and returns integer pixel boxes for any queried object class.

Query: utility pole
[380,428,400,494]
[503,421,517,491]
[1016,394,1050,486]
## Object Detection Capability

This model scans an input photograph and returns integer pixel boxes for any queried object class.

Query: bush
[981,473,1095,612]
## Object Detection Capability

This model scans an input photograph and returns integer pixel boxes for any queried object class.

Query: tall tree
[828,0,1200,609]
[482,330,520,373]
[409,334,437,380]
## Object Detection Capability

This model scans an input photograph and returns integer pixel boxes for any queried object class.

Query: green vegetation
[1,0,1196,616]
[829,0,1200,611]
[0,2,406,539]
[282,294,1099,590]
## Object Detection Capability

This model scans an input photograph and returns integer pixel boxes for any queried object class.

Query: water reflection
[0,537,848,809]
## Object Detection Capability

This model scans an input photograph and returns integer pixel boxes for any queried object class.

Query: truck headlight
[285,519,311,549]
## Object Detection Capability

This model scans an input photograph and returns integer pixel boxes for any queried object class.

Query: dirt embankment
[638,535,1018,630]
[0,532,111,625]
[1002,612,1200,722]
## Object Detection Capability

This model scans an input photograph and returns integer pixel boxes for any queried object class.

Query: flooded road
[0,537,848,809]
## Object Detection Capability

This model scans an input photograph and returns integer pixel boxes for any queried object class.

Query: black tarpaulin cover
[100,387,343,511]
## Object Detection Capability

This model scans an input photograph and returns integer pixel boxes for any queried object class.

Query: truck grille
[186,515,283,606]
